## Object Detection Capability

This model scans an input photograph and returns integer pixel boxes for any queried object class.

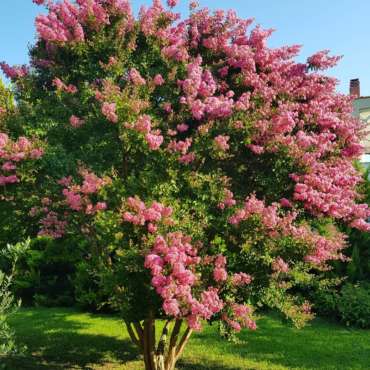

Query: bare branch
[125,321,142,349]
[175,326,192,360]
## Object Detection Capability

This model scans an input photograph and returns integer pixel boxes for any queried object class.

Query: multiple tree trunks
[125,316,193,370]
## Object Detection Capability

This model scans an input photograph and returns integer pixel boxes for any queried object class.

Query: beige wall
[353,98,370,154]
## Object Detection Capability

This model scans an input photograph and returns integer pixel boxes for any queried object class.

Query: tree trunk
[126,318,193,370]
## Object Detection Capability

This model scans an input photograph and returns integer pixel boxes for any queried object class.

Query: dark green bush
[310,286,339,318]
[5,238,80,307]
[73,260,111,312]
[309,281,370,329]
[337,283,370,329]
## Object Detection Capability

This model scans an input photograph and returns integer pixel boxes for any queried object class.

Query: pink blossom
[167,0,179,7]
[63,189,82,211]
[214,135,230,151]
[280,198,293,208]
[307,50,341,70]
[145,133,164,150]
[163,299,180,316]
[2,162,16,171]
[231,273,252,286]
[101,102,118,123]
[213,267,227,282]
[153,74,165,86]
[272,257,289,273]
[69,115,84,128]
[0,133,9,148]
[176,123,189,132]
[129,68,146,86]
[133,115,151,133]
[178,152,195,164]
[0,62,28,79]
[247,144,264,154]
[58,176,72,187]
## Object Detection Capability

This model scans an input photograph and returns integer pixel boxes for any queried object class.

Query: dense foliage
[1,1,369,369]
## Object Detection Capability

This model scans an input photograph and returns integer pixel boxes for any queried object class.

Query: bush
[0,242,27,357]
[1,238,80,307]
[309,281,370,329]
[0,270,19,356]
[73,260,112,312]
[310,285,339,318]
[337,283,370,329]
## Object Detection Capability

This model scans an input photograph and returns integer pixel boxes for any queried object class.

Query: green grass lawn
[2,307,369,370]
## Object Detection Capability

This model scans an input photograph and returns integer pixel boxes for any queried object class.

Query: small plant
[0,270,19,356]
[0,240,30,357]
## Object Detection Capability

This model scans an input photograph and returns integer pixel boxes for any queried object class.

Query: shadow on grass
[3,307,139,370]
[186,314,370,370]
[2,309,369,370]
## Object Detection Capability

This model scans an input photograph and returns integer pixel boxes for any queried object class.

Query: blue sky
[1,0,370,96]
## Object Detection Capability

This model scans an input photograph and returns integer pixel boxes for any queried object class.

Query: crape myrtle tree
[1,0,370,369]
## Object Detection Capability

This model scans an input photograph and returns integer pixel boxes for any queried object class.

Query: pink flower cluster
[69,115,85,128]
[213,255,228,282]
[128,68,146,86]
[214,135,230,151]
[223,304,256,332]
[123,196,173,233]
[38,211,68,239]
[293,159,370,231]
[231,272,252,286]
[0,62,28,79]
[121,196,254,331]
[307,50,341,70]
[178,56,236,120]
[153,74,165,86]
[125,115,164,151]
[271,257,289,273]
[218,188,236,209]
[167,137,195,164]
[228,194,347,265]
[36,1,85,43]
[29,197,68,239]
[60,169,110,214]
[167,0,179,7]
[0,133,43,186]
[144,232,224,331]
[52,78,78,94]
[101,102,118,123]
[35,0,132,43]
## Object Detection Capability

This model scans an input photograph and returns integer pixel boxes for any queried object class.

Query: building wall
[353,97,370,154]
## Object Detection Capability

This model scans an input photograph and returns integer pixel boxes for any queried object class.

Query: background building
[351,79,370,168]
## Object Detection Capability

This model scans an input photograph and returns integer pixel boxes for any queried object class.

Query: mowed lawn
[2,307,370,370]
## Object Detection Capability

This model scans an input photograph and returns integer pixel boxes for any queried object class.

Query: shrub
[1,238,80,307]
[0,241,28,356]
[337,283,370,328]
[0,270,19,356]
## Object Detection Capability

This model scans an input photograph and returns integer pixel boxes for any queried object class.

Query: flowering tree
[2,0,370,369]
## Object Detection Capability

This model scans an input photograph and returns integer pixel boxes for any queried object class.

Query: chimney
[350,78,360,97]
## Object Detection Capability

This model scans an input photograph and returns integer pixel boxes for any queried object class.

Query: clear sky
[1,0,370,96]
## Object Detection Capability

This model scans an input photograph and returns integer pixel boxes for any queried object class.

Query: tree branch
[125,321,142,349]
[175,326,193,360]
[133,321,144,342]
[165,319,182,369]
[157,320,171,355]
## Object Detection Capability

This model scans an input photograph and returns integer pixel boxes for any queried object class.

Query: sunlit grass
[2,307,369,369]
